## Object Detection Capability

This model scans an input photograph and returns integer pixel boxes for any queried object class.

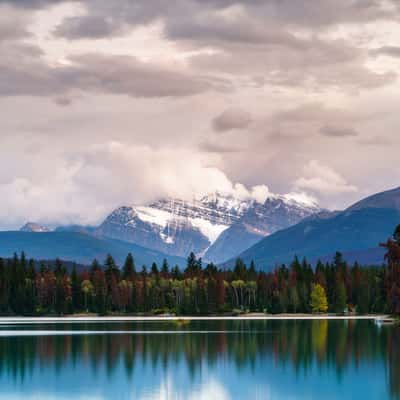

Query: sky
[1,0,400,229]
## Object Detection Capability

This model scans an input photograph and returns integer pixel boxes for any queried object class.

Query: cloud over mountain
[0,0,399,228]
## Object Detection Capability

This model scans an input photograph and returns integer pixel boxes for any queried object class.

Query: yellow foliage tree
[310,284,328,313]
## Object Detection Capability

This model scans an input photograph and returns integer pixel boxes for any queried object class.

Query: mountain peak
[96,190,322,261]
[20,222,52,233]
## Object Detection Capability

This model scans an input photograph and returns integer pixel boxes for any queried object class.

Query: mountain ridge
[225,188,400,269]
[95,191,320,260]
[0,231,186,267]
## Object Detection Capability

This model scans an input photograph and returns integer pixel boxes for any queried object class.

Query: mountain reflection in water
[0,320,398,400]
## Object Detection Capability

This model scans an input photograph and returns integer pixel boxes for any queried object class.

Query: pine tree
[104,254,120,284]
[333,281,347,313]
[161,259,169,276]
[185,252,199,276]
[234,258,247,280]
[71,266,82,312]
[122,253,135,279]
[151,262,159,276]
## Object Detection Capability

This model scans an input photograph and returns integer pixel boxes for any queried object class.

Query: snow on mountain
[20,222,52,233]
[96,193,253,258]
[96,191,321,261]
[203,195,321,263]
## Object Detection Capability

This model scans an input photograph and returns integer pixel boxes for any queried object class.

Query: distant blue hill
[224,186,400,270]
[223,186,400,270]
[0,231,185,268]
[225,207,399,270]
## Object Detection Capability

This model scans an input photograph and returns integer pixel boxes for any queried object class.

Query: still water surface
[0,319,398,399]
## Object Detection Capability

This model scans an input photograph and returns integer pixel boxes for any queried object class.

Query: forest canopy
[0,225,399,316]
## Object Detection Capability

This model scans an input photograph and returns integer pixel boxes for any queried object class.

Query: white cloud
[0,0,399,225]
[294,160,358,195]
[0,140,280,229]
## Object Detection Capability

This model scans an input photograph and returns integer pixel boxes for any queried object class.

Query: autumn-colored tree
[1,227,399,317]
[310,284,328,313]
[81,280,93,312]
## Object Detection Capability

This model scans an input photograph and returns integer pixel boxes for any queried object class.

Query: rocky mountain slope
[204,195,320,262]
[95,193,253,258]
[96,192,320,260]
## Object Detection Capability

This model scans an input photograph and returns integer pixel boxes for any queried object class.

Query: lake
[0,319,398,399]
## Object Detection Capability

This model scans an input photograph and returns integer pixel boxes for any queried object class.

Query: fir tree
[122,253,135,279]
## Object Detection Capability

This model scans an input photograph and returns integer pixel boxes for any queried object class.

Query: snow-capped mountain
[204,195,321,263]
[95,193,253,258]
[96,192,321,261]
[20,222,52,233]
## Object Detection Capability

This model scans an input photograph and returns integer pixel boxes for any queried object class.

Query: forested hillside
[0,225,399,316]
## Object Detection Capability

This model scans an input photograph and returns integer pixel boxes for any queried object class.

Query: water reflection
[0,320,398,399]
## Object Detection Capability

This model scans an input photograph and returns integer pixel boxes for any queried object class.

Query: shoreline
[0,314,390,324]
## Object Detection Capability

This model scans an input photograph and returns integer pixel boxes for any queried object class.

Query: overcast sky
[1,0,400,228]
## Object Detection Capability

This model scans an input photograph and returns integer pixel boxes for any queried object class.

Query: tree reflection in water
[0,320,398,399]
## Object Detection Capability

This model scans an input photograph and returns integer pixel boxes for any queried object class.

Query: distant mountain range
[95,193,320,262]
[11,191,319,266]
[4,187,399,269]
[20,222,51,233]
[226,187,400,270]
[205,195,320,262]
[0,231,185,267]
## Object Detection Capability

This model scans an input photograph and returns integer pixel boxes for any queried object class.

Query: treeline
[0,225,399,316]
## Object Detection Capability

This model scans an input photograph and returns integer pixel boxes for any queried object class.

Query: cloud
[0,50,229,98]
[53,15,124,39]
[319,125,358,137]
[54,96,73,106]
[0,0,399,223]
[0,140,276,228]
[189,40,396,92]
[0,0,69,7]
[198,141,244,153]
[358,135,391,146]
[212,108,252,132]
[371,46,400,58]
[294,160,358,195]
[49,1,398,93]
[271,103,358,123]
[0,5,31,41]
[51,0,398,42]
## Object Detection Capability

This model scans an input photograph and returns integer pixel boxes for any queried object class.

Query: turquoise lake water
[0,319,398,399]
